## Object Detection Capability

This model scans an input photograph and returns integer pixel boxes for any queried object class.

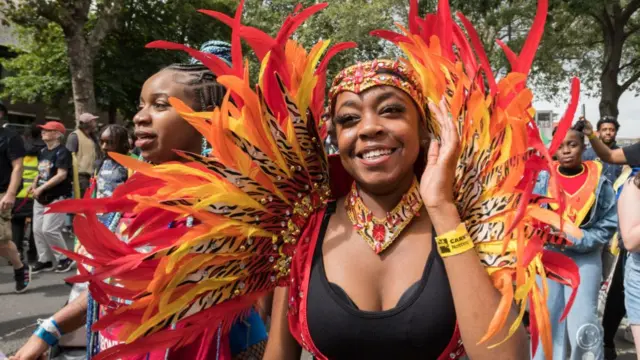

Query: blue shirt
[96,158,128,199]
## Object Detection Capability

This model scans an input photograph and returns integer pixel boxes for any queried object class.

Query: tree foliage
[2,0,639,121]
[0,0,235,121]
[1,0,126,119]
[425,0,640,118]
[94,0,235,119]
[241,0,406,86]
[0,23,70,108]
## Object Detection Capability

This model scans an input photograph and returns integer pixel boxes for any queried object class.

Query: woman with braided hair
[9,43,267,360]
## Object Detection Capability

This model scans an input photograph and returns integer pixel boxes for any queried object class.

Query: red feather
[312,41,357,119]
[496,39,518,70]
[145,41,231,77]
[369,29,408,44]
[548,77,580,154]
[451,23,478,79]
[457,12,497,96]
[504,168,537,238]
[541,250,580,321]
[517,0,548,74]
[92,292,264,360]
[408,0,419,34]
[231,0,245,73]
[435,0,454,59]
[127,208,179,238]
[275,3,328,45]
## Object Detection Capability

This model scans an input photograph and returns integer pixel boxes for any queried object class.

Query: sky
[533,90,640,139]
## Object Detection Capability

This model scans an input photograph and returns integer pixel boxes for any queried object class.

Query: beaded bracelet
[435,223,475,257]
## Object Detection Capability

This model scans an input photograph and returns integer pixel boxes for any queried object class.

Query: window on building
[537,112,552,129]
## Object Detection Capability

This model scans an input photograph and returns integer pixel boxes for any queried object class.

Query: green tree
[242,0,406,86]
[1,0,235,122]
[417,0,640,119]
[1,0,125,119]
[0,23,70,111]
[94,0,235,120]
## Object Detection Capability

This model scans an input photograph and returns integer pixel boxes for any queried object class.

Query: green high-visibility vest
[17,155,38,199]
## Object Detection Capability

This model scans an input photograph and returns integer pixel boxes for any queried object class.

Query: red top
[556,164,589,195]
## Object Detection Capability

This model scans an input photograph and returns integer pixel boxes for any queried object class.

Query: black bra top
[329,280,422,311]
[306,202,457,360]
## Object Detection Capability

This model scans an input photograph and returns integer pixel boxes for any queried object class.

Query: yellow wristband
[587,133,596,140]
[435,223,474,257]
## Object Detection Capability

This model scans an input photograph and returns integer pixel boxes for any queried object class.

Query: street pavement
[0,268,70,357]
[0,264,638,359]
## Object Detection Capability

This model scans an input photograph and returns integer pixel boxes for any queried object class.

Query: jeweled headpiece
[329,59,426,120]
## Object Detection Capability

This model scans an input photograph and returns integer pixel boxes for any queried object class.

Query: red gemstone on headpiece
[354,67,364,84]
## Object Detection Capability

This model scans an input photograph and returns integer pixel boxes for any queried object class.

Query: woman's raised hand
[420,98,460,210]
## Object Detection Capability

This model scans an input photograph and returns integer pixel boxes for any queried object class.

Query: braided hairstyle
[161,40,231,112]
[162,63,227,112]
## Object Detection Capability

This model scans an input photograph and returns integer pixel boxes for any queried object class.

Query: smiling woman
[333,85,422,192]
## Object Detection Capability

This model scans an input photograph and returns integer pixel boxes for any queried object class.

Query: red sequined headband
[329,59,426,120]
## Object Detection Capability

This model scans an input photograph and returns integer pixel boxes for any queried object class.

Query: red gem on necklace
[372,224,386,243]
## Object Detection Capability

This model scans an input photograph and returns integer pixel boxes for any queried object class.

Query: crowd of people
[3,1,640,359]
[0,101,137,291]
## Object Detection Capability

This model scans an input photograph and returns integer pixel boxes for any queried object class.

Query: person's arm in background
[0,134,25,211]
[620,178,640,251]
[9,291,88,360]
[0,158,23,211]
[65,132,78,153]
[583,120,640,165]
[33,168,68,198]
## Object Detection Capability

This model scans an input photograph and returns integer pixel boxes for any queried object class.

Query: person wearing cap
[0,99,32,293]
[31,121,74,274]
[66,113,102,198]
